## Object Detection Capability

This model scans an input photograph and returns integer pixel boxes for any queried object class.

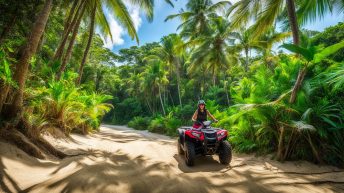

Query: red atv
[177,121,232,166]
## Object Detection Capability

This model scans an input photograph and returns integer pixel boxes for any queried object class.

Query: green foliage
[1,0,344,168]
[312,22,344,61]
[27,76,113,135]
[148,116,165,133]
[0,46,16,87]
[128,116,151,130]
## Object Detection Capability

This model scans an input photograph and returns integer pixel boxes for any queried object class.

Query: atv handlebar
[194,120,218,125]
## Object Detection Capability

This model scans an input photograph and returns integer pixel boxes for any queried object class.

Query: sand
[1,125,344,193]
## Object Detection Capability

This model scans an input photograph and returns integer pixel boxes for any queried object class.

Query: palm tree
[165,0,231,40]
[149,34,184,107]
[257,29,291,69]
[259,29,291,57]
[228,27,266,72]
[227,0,340,103]
[55,0,158,83]
[77,0,150,85]
[55,0,160,63]
[281,35,344,103]
[141,60,169,115]
[126,71,143,97]
[53,0,84,62]
[189,17,236,85]
[3,0,53,120]
[57,0,86,80]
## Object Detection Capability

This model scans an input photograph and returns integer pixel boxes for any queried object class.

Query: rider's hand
[214,119,219,123]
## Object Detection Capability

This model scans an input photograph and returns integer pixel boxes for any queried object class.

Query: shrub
[148,116,165,133]
[173,104,195,124]
[27,78,113,135]
[128,116,151,130]
[163,117,182,136]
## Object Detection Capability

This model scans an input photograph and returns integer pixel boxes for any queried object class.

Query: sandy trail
[1,125,344,193]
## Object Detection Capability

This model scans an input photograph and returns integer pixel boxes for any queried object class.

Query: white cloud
[101,4,142,50]
[102,15,124,49]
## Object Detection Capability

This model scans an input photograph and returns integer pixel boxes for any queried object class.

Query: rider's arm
[192,110,198,122]
[207,110,218,122]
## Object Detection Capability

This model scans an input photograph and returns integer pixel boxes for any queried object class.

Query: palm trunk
[145,98,153,114]
[212,66,216,86]
[76,2,96,85]
[169,91,175,107]
[306,132,322,163]
[224,81,230,106]
[57,2,86,80]
[177,76,182,107]
[62,0,79,37]
[158,86,166,116]
[245,48,249,72]
[174,59,182,107]
[0,85,10,113]
[286,0,300,45]
[277,126,285,161]
[286,0,304,104]
[3,0,53,120]
[289,67,307,103]
[53,0,82,61]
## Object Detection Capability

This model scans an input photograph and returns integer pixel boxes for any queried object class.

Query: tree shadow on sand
[21,149,282,193]
[173,153,229,173]
[0,157,21,193]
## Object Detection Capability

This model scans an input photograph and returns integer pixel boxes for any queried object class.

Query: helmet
[198,100,206,105]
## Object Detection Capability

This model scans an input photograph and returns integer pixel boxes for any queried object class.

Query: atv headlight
[192,132,201,138]
[218,132,225,136]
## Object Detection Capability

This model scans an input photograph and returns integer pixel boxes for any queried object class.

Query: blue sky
[103,0,344,53]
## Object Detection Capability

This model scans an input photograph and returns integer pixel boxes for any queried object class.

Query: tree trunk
[158,86,166,116]
[286,0,305,103]
[53,0,83,61]
[245,48,249,72]
[306,132,322,163]
[145,98,153,114]
[177,76,182,107]
[277,126,285,161]
[212,66,216,86]
[286,0,300,45]
[174,59,182,107]
[3,0,53,120]
[62,0,79,37]
[224,81,230,106]
[76,2,96,85]
[57,2,86,80]
[289,67,307,103]
[0,85,10,113]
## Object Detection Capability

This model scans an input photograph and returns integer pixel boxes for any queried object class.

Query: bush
[168,104,195,124]
[163,117,182,136]
[128,116,151,130]
[148,116,165,133]
[104,97,148,124]
[27,78,113,135]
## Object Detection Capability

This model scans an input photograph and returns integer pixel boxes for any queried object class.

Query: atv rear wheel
[177,138,184,155]
[219,141,232,165]
[185,141,195,166]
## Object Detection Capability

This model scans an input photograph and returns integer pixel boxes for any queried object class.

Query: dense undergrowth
[115,23,344,167]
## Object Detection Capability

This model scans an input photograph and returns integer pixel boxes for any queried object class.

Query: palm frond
[106,0,139,43]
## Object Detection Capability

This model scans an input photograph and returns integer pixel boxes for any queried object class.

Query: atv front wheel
[177,138,184,155]
[219,141,232,165]
[185,141,196,166]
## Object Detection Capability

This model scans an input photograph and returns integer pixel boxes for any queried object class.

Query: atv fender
[177,128,185,145]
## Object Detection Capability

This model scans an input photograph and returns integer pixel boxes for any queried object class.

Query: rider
[191,100,218,129]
